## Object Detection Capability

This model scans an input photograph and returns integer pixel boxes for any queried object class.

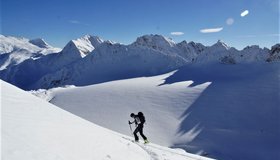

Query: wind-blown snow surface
[1,80,212,160]
[33,63,280,160]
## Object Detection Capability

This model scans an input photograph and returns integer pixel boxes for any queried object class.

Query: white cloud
[241,10,249,17]
[170,32,184,36]
[226,18,234,25]
[200,27,223,33]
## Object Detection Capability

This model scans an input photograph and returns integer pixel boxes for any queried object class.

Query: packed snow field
[33,63,280,160]
[1,34,280,160]
[2,80,212,160]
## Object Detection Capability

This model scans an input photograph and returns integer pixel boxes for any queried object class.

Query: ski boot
[144,139,149,144]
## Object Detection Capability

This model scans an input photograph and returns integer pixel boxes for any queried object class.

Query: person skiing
[129,112,149,143]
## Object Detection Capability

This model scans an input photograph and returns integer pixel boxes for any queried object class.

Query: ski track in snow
[122,137,159,160]
[136,144,159,160]
[122,136,207,160]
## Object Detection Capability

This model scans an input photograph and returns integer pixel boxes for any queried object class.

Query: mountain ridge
[0,34,279,90]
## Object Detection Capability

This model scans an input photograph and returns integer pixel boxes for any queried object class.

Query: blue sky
[1,0,279,49]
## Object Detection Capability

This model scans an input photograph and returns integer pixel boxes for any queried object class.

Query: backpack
[138,112,145,124]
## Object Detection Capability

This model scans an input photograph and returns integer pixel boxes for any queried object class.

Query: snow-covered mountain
[0,35,58,55]
[0,35,61,70]
[32,35,278,89]
[34,39,188,89]
[0,35,104,89]
[267,44,280,62]
[133,34,177,53]
[29,38,52,48]
[176,40,205,62]
[32,62,280,160]
[61,34,103,58]
[1,80,212,160]
[195,40,271,64]
[132,34,205,62]
[0,34,279,90]
[195,40,233,63]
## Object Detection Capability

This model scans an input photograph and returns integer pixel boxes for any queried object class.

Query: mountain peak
[133,34,176,49]
[81,34,104,46]
[61,40,82,57]
[211,40,230,50]
[243,45,262,50]
[217,40,229,47]
[178,40,188,45]
[0,35,47,54]
[270,44,280,56]
[29,38,50,48]
[271,43,280,50]
[267,43,280,62]
[61,35,104,58]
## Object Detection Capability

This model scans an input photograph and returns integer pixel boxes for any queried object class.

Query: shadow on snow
[159,63,280,160]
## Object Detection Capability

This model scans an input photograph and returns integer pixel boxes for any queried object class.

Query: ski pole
[128,121,132,133]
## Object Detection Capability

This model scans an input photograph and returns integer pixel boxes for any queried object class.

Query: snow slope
[1,80,212,160]
[33,62,280,160]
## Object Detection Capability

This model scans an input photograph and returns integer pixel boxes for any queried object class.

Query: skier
[129,112,149,143]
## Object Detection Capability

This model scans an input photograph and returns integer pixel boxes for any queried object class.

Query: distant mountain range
[0,34,279,90]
